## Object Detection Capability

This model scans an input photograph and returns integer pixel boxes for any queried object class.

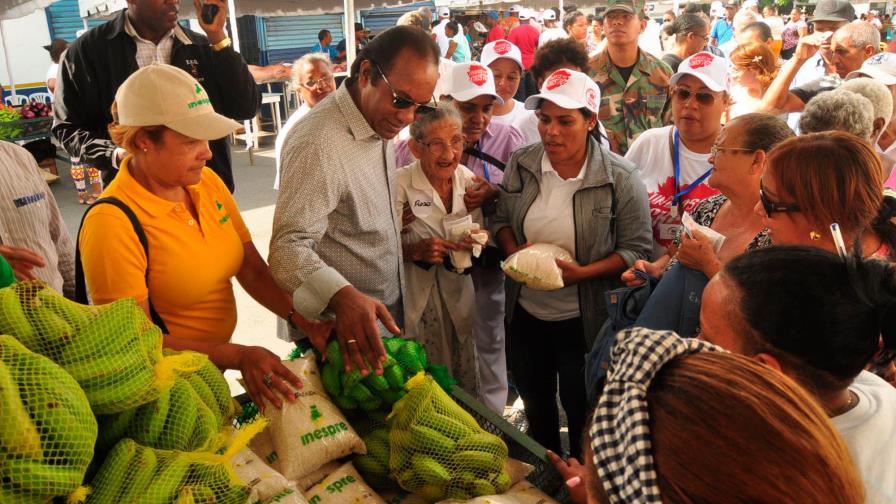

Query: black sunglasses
[759,182,801,215]
[372,61,436,112]
[672,87,719,106]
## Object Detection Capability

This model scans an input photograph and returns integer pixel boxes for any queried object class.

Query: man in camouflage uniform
[588,0,672,155]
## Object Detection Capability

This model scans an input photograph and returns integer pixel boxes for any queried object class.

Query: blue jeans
[634,263,708,337]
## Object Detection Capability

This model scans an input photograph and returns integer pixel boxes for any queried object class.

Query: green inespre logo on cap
[187,83,211,109]
[606,0,645,13]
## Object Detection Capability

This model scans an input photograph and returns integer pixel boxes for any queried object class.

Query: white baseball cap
[519,8,532,20]
[524,69,602,114]
[509,4,522,13]
[447,62,504,104]
[848,52,896,86]
[438,6,450,18]
[114,64,241,140]
[670,52,730,92]
[542,9,557,21]
[481,39,523,70]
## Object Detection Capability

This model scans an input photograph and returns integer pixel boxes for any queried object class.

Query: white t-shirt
[831,371,896,504]
[491,100,539,145]
[625,125,719,259]
[434,19,451,56]
[435,58,454,100]
[518,153,585,321]
[764,15,785,39]
[638,19,664,59]
[274,103,311,190]
[45,63,58,84]
[538,27,568,47]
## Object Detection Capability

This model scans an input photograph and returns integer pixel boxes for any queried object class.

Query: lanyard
[671,129,713,217]
[469,141,492,183]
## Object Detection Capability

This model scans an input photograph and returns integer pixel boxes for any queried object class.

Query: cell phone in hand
[201,2,219,24]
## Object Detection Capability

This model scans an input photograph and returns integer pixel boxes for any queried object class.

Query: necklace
[832,390,858,417]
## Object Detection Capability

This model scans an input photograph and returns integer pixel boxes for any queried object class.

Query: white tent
[0,0,59,96]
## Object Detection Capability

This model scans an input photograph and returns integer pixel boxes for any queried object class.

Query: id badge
[659,223,679,240]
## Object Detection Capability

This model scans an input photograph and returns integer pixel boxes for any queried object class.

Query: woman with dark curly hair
[729,42,781,118]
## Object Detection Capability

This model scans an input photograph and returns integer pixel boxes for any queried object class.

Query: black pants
[780,46,796,60]
[508,305,588,460]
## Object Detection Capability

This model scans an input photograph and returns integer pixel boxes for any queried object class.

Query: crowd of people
[0,0,894,501]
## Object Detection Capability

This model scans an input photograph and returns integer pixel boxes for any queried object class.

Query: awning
[78,0,436,18]
[0,0,57,20]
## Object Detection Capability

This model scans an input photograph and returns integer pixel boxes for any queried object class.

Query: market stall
[0,281,568,503]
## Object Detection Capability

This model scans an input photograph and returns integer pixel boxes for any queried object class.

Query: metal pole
[345,0,357,69]
[227,0,241,54]
[0,21,15,97]
[559,0,564,14]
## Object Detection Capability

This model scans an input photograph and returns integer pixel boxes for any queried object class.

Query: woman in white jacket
[396,104,486,396]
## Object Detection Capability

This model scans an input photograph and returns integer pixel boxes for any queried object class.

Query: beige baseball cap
[114,64,241,141]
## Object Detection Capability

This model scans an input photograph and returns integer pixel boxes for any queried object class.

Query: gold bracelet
[212,37,232,51]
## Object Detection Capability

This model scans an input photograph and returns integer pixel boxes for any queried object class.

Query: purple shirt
[395,121,525,186]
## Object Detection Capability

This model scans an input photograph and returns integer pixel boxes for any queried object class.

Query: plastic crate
[234,386,570,503]
[449,386,570,503]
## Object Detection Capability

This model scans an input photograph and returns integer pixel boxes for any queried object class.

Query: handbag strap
[74,197,169,333]
[463,147,507,172]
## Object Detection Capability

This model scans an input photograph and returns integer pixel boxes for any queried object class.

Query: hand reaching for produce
[238,346,303,411]
[546,450,588,504]
[0,245,45,281]
[329,285,398,376]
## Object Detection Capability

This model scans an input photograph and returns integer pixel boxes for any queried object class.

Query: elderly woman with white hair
[800,90,877,142]
[274,53,336,190]
[396,103,484,396]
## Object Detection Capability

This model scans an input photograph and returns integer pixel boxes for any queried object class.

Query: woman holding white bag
[492,69,652,458]
[396,104,487,397]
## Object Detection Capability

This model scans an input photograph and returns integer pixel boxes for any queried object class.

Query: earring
[809,230,821,240]
[142,148,147,153]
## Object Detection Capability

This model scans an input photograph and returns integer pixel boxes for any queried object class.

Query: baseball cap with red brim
[447,63,504,104]
[524,69,602,114]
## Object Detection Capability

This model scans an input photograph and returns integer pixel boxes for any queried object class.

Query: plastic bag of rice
[303,462,386,504]
[501,244,577,291]
[261,353,365,481]
[231,446,307,504]
[295,461,341,491]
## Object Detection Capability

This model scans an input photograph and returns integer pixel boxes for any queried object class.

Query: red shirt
[507,24,540,69]
[486,25,506,43]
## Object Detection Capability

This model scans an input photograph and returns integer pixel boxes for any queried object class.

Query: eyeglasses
[710,144,754,158]
[759,181,801,215]
[672,87,720,106]
[417,137,464,156]
[302,76,334,89]
[373,62,436,112]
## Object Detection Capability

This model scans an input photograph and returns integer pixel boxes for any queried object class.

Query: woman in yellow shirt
[78,64,330,409]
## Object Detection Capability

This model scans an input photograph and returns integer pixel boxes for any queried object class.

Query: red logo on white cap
[688,53,714,70]
[545,69,571,91]
[586,88,598,110]
[494,40,512,55]
[467,65,489,86]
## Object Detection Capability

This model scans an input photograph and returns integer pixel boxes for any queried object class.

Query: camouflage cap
[605,0,646,15]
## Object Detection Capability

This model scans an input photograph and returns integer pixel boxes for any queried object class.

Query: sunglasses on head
[672,87,719,106]
[759,181,801,216]
[372,61,436,112]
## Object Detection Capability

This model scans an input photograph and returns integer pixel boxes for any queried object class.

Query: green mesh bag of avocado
[317,338,456,418]
[386,374,511,502]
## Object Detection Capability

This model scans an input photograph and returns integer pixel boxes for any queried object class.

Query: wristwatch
[211,37,232,52]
